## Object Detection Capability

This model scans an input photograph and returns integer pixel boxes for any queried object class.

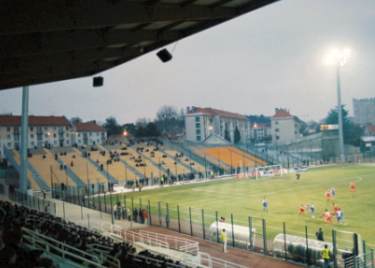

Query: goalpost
[252,164,287,179]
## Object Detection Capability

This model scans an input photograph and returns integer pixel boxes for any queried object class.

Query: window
[7,142,11,147]
[196,135,201,141]
[275,128,279,132]
[196,129,201,135]
[6,127,10,132]
[30,134,34,138]
[31,141,34,146]
[275,121,279,125]
[195,116,200,122]
[7,134,11,139]
[53,133,57,138]
[30,127,33,132]
[195,122,200,128]
[276,135,279,140]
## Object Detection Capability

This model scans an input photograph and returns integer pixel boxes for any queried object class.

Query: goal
[252,164,286,179]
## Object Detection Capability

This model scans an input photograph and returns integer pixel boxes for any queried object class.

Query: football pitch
[112,164,375,246]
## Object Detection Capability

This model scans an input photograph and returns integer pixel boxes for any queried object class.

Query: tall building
[271,108,301,145]
[0,115,107,158]
[185,106,249,144]
[353,97,375,126]
[0,115,71,157]
[71,121,107,146]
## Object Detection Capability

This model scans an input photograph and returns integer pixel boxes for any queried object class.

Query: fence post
[177,205,181,233]
[231,214,235,248]
[166,203,170,229]
[189,207,193,236]
[110,192,114,224]
[332,229,338,268]
[283,222,287,260]
[305,225,309,265]
[201,209,206,240]
[104,192,108,213]
[363,240,367,267]
[158,201,161,226]
[262,219,267,255]
[215,211,219,243]
[248,216,253,250]
[131,197,134,222]
[148,200,152,225]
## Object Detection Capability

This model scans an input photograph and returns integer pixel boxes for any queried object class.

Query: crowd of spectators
[0,200,188,268]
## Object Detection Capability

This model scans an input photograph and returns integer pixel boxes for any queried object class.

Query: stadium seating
[0,200,188,268]
[117,146,165,179]
[28,150,76,187]
[60,149,109,184]
[138,143,190,176]
[199,146,266,168]
[163,149,206,173]
[11,150,39,190]
[90,150,139,182]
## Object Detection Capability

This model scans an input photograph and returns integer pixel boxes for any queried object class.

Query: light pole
[324,47,351,163]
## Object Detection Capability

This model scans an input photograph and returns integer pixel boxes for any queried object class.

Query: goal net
[252,164,286,179]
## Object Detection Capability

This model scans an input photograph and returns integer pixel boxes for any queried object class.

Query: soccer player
[330,187,336,198]
[323,209,332,224]
[262,198,269,212]
[299,204,305,215]
[309,203,316,218]
[349,181,356,193]
[324,190,332,202]
[296,173,301,180]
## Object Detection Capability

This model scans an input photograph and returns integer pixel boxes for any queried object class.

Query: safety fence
[47,187,375,268]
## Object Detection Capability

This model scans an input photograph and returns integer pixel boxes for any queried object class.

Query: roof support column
[20,85,29,192]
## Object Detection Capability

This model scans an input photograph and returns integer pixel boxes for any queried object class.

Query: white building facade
[0,115,72,157]
[353,98,375,126]
[72,121,107,146]
[185,107,249,144]
[271,108,301,145]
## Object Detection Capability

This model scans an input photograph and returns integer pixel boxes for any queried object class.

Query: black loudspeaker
[93,76,103,87]
[156,49,172,62]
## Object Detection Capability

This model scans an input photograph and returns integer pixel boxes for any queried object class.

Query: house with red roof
[271,108,302,145]
[71,121,107,146]
[0,115,71,157]
[185,106,249,144]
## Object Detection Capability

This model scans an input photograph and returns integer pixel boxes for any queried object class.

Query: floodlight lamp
[323,47,351,66]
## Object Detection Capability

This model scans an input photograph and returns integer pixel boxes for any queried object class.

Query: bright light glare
[323,47,352,66]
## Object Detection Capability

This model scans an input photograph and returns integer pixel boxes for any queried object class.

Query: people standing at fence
[220,229,227,253]
[262,198,268,213]
[316,228,324,241]
[321,244,332,268]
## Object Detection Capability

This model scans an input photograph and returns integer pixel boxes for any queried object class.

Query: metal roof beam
[0,29,180,58]
[0,0,239,35]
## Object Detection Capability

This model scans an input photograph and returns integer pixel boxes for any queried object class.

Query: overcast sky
[0,0,374,124]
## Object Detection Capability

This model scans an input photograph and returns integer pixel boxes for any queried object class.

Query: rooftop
[0,115,70,127]
[187,106,247,120]
[74,121,105,132]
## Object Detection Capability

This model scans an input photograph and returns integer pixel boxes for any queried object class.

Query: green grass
[104,164,375,246]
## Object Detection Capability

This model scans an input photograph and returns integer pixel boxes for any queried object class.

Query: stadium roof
[0,0,278,91]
